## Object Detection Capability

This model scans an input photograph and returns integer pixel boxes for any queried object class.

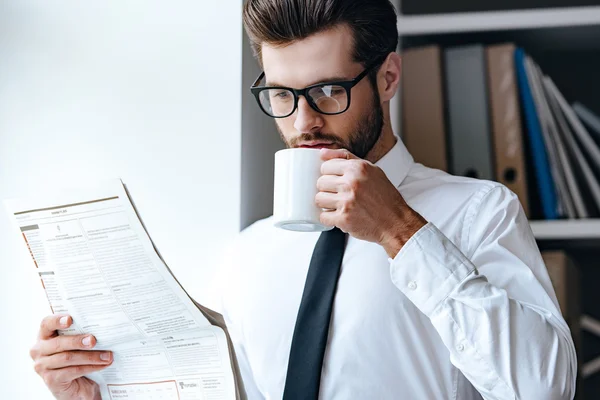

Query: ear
[377,52,402,103]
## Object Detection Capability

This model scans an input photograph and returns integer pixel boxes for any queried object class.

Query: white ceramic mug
[273,148,334,232]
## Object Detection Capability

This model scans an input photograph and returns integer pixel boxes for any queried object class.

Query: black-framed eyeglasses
[250,55,388,118]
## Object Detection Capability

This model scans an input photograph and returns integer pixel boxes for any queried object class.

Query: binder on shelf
[514,47,559,220]
[545,77,600,216]
[530,62,588,219]
[399,41,599,222]
[535,62,583,218]
[554,91,600,175]
[485,43,530,217]
[524,56,575,219]
[572,102,600,147]
[401,45,448,172]
[444,44,494,180]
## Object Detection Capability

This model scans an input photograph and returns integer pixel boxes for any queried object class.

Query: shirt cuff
[389,222,477,317]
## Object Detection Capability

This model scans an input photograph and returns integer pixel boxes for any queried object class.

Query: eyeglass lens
[258,84,349,117]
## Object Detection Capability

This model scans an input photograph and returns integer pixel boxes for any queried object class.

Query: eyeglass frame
[249,54,389,118]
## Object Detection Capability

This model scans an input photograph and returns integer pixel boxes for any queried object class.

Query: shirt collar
[374,136,414,189]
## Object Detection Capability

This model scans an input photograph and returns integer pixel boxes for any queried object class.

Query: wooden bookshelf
[393,3,600,245]
[397,6,600,35]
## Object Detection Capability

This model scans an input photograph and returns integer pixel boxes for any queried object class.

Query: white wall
[0,2,243,399]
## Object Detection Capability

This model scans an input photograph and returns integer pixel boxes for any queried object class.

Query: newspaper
[4,179,239,400]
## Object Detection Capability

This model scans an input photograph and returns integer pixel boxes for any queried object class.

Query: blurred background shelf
[397,6,600,35]
[530,219,600,241]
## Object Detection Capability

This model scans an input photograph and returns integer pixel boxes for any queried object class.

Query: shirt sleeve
[389,185,577,400]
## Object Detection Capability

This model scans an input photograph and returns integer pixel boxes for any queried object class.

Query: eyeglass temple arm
[354,54,390,82]
[252,72,265,88]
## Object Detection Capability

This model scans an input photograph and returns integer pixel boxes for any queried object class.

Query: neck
[364,116,397,164]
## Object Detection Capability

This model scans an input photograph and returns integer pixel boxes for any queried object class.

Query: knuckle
[51,338,63,354]
[342,199,354,213]
[352,160,365,174]
[346,190,357,203]
[354,160,368,175]
[72,336,82,349]
[40,317,50,333]
[340,181,351,193]
[319,163,325,174]
[29,344,40,360]
[63,351,73,363]
[87,352,96,363]
[316,176,324,189]
[320,212,332,225]
[347,178,359,192]
[33,360,44,375]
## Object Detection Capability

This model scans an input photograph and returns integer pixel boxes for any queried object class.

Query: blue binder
[514,48,558,220]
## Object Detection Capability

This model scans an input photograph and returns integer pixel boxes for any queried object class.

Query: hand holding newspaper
[5,179,242,400]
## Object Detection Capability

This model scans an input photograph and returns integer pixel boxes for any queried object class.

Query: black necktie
[282,227,347,400]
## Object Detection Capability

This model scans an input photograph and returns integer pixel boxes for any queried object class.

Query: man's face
[260,25,383,159]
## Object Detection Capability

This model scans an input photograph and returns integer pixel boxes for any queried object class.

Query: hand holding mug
[316,148,427,256]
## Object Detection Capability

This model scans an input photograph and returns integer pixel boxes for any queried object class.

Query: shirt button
[408,281,417,291]
[456,343,465,352]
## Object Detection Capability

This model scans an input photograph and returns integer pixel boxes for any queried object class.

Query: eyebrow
[266,75,352,88]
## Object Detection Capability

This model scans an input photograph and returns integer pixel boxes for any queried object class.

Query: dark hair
[243,0,398,82]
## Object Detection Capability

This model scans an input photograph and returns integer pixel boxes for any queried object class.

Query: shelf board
[397,6,600,36]
[530,219,600,241]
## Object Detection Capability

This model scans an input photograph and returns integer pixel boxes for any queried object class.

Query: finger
[316,174,344,193]
[320,148,358,162]
[47,364,113,386]
[319,209,339,228]
[40,351,113,371]
[321,158,349,176]
[315,192,339,210]
[37,335,97,357]
[39,315,72,340]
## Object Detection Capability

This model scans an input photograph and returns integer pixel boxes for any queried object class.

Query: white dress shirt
[206,138,577,400]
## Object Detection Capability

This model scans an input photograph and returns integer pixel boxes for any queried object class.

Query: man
[30,0,577,399]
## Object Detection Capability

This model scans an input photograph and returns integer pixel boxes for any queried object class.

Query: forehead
[261,25,358,87]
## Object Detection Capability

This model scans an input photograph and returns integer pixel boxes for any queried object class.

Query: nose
[293,96,324,134]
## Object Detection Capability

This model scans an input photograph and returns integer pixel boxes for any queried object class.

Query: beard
[278,90,384,159]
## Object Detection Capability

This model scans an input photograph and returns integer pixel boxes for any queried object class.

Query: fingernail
[59,316,69,327]
[100,352,111,361]
[82,336,92,347]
